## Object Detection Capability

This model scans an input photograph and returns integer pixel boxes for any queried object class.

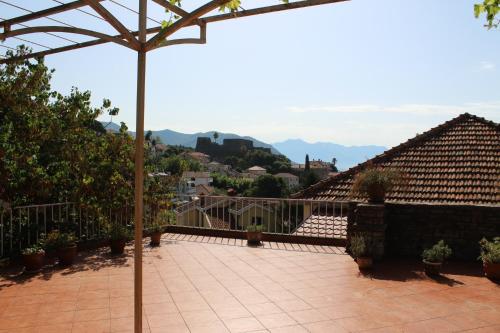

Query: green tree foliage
[475,0,500,28]
[220,150,290,174]
[158,155,201,176]
[245,174,288,198]
[213,131,219,144]
[211,173,252,194]
[331,157,338,172]
[305,154,310,172]
[300,171,320,189]
[243,150,291,174]
[0,48,135,209]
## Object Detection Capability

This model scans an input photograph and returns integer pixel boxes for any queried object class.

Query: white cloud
[287,102,500,117]
[480,61,496,71]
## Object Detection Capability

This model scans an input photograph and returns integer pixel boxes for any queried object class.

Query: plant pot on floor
[483,262,500,280]
[22,252,45,272]
[58,245,78,266]
[150,232,162,247]
[44,250,57,265]
[423,260,442,276]
[110,239,126,255]
[356,256,373,270]
[246,231,262,246]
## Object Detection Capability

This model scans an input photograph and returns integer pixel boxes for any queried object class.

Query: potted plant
[40,231,61,265]
[422,240,452,276]
[150,221,164,247]
[350,234,373,269]
[478,237,500,280]
[246,224,264,246]
[108,224,131,255]
[351,166,402,203]
[22,244,45,272]
[56,232,78,266]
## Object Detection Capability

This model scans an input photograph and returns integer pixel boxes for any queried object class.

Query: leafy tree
[300,171,319,189]
[0,47,135,210]
[211,173,252,194]
[213,131,219,144]
[158,155,201,176]
[475,1,500,28]
[245,174,288,198]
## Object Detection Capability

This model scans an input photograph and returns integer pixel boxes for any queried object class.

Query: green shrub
[350,234,371,258]
[478,237,500,264]
[21,244,45,255]
[41,230,76,250]
[422,240,452,263]
[107,224,132,241]
[246,224,264,232]
[41,231,61,252]
[57,232,77,248]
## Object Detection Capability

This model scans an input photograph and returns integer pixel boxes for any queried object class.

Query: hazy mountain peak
[101,122,387,170]
[273,139,386,171]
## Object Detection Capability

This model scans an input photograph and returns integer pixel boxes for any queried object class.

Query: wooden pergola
[0,0,347,331]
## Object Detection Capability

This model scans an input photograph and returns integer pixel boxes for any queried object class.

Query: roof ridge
[292,113,499,199]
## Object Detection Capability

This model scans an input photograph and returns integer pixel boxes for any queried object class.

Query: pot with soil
[246,225,263,246]
[422,240,452,276]
[350,234,373,270]
[479,238,500,280]
[108,224,131,255]
[22,245,45,272]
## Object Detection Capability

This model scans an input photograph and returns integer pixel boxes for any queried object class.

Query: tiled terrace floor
[0,233,499,333]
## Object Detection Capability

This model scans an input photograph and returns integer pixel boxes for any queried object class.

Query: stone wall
[348,203,386,260]
[384,203,500,260]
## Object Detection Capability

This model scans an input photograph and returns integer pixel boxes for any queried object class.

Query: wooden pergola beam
[151,0,189,18]
[201,0,348,24]
[0,0,103,30]
[0,0,347,64]
[145,0,228,51]
[0,26,134,50]
[82,0,140,50]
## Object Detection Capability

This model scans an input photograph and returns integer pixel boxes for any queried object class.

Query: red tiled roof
[293,113,500,206]
[293,215,347,239]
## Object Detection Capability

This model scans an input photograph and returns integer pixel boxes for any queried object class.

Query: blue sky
[2,0,500,148]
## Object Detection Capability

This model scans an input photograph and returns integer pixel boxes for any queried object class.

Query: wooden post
[134,1,147,332]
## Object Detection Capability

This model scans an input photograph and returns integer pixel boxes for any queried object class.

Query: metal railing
[0,200,177,258]
[174,195,348,239]
[0,196,347,258]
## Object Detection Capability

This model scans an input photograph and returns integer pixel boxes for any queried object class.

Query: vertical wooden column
[134,1,147,332]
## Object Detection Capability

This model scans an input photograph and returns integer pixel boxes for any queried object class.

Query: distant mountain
[273,139,386,171]
[100,122,280,154]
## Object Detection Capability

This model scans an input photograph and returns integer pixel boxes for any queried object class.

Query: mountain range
[272,139,386,171]
[101,121,279,154]
[101,122,386,170]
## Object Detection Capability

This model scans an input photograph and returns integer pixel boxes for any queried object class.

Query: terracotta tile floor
[0,233,499,333]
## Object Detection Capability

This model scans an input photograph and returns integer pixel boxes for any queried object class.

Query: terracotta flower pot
[367,185,385,204]
[423,260,442,276]
[483,262,500,280]
[356,256,373,270]
[246,231,262,246]
[57,245,77,266]
[44,250,57,265]
[150,232,162,247]
[23,252,45,272]
[110,239,126,255]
